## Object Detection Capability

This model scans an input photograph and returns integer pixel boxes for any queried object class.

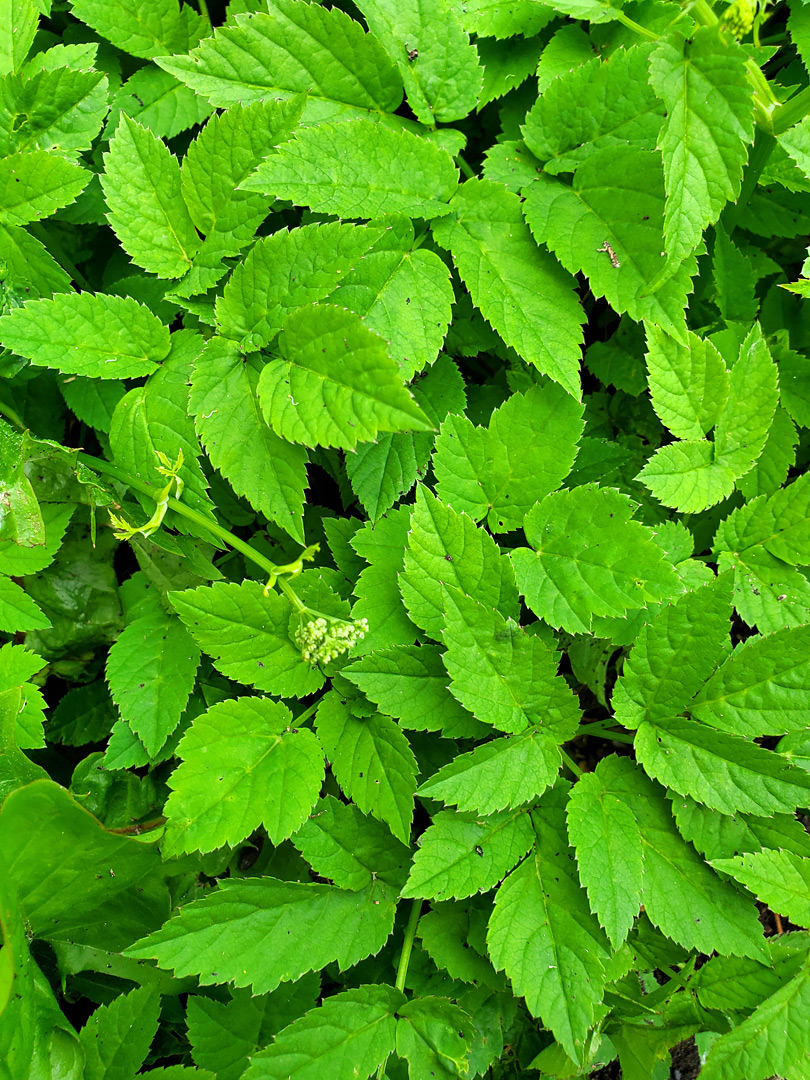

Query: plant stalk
[376,898,423,1079]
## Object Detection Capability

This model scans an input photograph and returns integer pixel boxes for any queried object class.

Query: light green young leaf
[637,440,737,513]
[612,573,732,729]
[566,764,644,948]
[644,325,728,440]
[649,27,754,263]
[488,785,611,1067]
[460,0,556,37]
[190,337,308,544]
[102,115,200,278]
[431,178,585,398]
[79,985,161,1080]
[343,644,485,740]
[700,956,810,1080]
[106,605,199,757]
[433,382,585,532]
[403,807,534,901]
[522,45,663,175]
[0,150,88,225]
[315,690,417,844]
[351,507,416,653]
[711,849,810,928]
[326,219,455,382]
[156,0,403,116]
[524,147,696,345]
[126,876,397,994]
[241,119,457,220]
[536,24,593,93]
[400,485,520,641]
[417,728,562,814]
[359,0,481,124]
[691,625,810,737]
[713,324,779,477]
[106,67,212,142]
[395,997,474,1080]
[217,221,383,352]
[71,0,204,59]
[441,587,580,738]
[291,796,410,892]
[635,715,810,816]
[600,757,767,961]
[258,304,431,450]
[163,697,324,855]
[511,484,683,633]
[0,292,169,378]
[169,580,324,698]
[779,115,810,181]
[244,984,403,1080]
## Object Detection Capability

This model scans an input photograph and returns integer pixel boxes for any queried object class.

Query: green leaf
[315,690,418,844]
[106,67,213,142]
[510,484,683,633]
[649,27,754,263]
[672,793,810,864]
[433,382,584,532]
[0,779,167,949]
[0,292,170,378]
[736,406,797,501]
[125,877,397,994]
[612,573,732,729]
[0,685,48,801]
[79,986,161,1080]
[403,807,534,901]
[712,222,758,324]
[291,796,410,892]
[156,0,403,116]
[395,997,474,1080]
[0,150,88,225]
[216,220,383,352]
[163,696,323,855]
[343,644,486,740]
[102,115,200,278]
[440,586,580,737]
[2,65,108,156]
[359,0,481,124]
[71,0,204,59]
[522,45,663,175]
[566,765,644,948]
[106,605,199,757]
[244,984,403,1080]
[241,119,458,220]
[644,325,728,441]
[487,785,610,1066]
[186,981,320,1080]
[638,440,738,514]
[478,36,544,106]
[713,324,779,477]
[711,850,810,927]
[0,220,71,295]
[691,625,810,737]
[350,507,416,653]
[0,0,39,76]
[700,956,810,1080]
[258,304,432,450]
[169,580,324,698]
[400,485,520,641]
[597,757,767,961]
[190,337,308,543]
[417,727,563,814]
[431,178,584,397]
[523,148,696,345]
[418,903,504,989]
[325,218,455,382]
[635,715,810,815]
[460,0,556,37]
[0,574,51,632]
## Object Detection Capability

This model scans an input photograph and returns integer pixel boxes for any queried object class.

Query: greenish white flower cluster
[294,616,369,665]
[721,0,757,36]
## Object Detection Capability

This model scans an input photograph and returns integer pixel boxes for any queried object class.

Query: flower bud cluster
[721,0,756,37]
[295,615,369,665]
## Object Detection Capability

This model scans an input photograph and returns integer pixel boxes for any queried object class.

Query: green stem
[456,153,476,180]
[196,0,213,32]
[376,899,423,1080]
[615,9,660,40]
[773,84,810,135]
[76,452,283,581]
[0,399,25,431]
[560,749,584,778]
[579,720,635,745]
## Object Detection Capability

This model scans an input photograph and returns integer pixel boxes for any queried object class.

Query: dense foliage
[3,0,810,1076]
